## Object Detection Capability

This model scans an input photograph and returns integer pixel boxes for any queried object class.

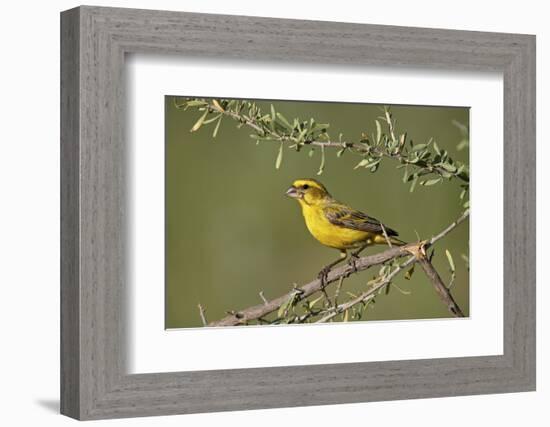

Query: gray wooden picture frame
[60,5,536,420]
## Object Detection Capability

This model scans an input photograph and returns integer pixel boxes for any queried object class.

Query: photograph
[0,0,539,423]
[165,97,470,328]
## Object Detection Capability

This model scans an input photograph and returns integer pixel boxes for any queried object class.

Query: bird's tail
[374,234,406,246]
[390,236,407,246]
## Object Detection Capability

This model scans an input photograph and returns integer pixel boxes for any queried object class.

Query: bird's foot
[346,253,360,276]
[317,266,331,288]
[317,267,333,306]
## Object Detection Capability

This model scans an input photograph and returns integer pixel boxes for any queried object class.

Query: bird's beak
[285,186,299,199]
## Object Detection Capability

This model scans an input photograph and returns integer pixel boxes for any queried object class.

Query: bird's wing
[323,202,399,236]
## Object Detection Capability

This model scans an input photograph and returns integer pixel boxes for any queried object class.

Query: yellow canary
[286,178,404,276]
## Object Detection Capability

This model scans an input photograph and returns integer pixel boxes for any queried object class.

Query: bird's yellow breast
[299,202,374,250]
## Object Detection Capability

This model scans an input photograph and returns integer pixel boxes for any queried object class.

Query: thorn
[197,303,208,326]
[259,291,268,305]
[405,240,429,259]
[226,310,244,319]
[292,284,304,295]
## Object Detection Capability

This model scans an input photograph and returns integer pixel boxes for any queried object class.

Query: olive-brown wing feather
[323,203,399,236]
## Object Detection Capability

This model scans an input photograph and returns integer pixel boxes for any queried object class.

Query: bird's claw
[347,253,359,275]
[317,267,334,307]
[317,267,331,288]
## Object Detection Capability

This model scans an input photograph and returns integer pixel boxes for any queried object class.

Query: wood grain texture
[60,7,81,419]
[60,5,536,420]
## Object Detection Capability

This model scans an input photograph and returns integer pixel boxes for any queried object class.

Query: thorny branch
[209,209,469,326]
[175,98,470,186]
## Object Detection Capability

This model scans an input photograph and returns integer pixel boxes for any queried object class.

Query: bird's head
[285,179,331,205]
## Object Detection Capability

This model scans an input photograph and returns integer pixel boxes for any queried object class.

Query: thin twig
[189,101,469,184]
[384,107,398,145]
[209,244,415,326]
[380,222,393,248]
[320,286,333,307]
[209,210,468,326]
[259,291,268,305]
[333,276,345,307]
[197,303,208,326]
[448,274,456,289]
[417,257,465,317]
[429,209,469,244]
[316,255,417,323]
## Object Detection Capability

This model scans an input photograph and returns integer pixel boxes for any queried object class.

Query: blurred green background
[165,97,469,328]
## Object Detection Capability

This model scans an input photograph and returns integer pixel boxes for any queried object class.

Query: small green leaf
[419,150,431,160]
[410,175,418,192]
[404,265,415,280]
[354,158,370,169]
[277,295,293,318]
[399,133,407,148]
[452,120,469,136]
[317,144,326,175]
[211,99,224,112]
[391,282,412,295]
[202,114,221,125]
[445,249,456,273]
[275,142,284,169]
[276,112,293,130]
[421,178,442,186]
[259,114,271,123]
[308,295,324,310]
[440,162,457,172]
[433,141,441,155]
[212,115,222,138]
[360,158,381,170]
[457,139,469,151]
[190,110,209,132]
[308,149,315,158]
[185,100,208,107]
[375,120,382,144]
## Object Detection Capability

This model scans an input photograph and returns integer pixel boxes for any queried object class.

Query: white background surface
[0,0,547,426]
[129,57,503,373]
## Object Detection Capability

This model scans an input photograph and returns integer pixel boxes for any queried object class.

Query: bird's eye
[302,184,309,190]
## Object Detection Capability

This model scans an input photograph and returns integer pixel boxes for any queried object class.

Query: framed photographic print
[61,6,536,420]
